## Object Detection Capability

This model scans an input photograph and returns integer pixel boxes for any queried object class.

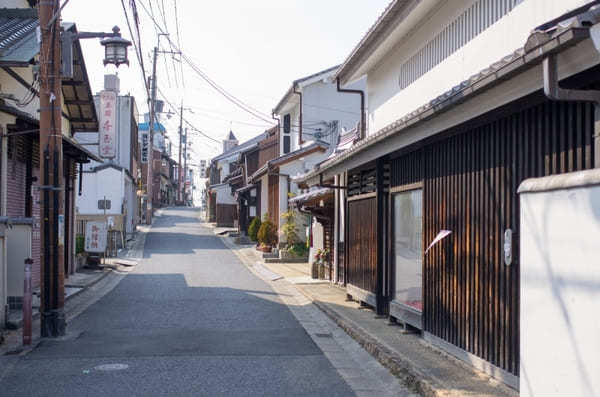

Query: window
[392,188,422,313]
[283,114,291,154]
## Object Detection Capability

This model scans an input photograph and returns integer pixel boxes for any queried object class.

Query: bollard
[23,258,33,345]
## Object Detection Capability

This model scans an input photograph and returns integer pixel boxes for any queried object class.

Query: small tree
[248,217,261,242]
[280,208,299,247]
[257,219,277,247]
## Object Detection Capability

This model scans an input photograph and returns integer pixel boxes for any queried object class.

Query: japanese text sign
[84,221,108,253]
[99,90,117,159]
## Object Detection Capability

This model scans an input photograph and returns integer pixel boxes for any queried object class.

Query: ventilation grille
[399,0,524,90]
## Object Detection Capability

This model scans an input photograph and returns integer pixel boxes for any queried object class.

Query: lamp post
[39,0,131,337]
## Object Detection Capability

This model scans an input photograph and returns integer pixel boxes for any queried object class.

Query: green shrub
[287,242,308,257]
[75,235,85,254]
[248,217,261,242]
[257,219,277,246]
[280,208,299,246]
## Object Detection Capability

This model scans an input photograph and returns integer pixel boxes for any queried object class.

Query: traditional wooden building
[297,0,600,389]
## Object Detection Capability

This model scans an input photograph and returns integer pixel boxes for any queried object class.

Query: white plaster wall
[0,67,38,123]
[76,167,123,215]
[520,181,600,397]
[278,77,365,155]
[302,79,364,147]
[214,184,236,205]
[4,0,30,7]
[308,219,324,266]
[260,175,269,219]
[367,0,592,134]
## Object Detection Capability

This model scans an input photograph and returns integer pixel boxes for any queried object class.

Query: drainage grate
[314,333,333,338]
[94,363,129,371]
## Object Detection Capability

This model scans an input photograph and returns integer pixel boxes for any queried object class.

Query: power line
[136,1,275,125]
[174,0,184,87]
[121,0,150,101]
[157,86,221,144]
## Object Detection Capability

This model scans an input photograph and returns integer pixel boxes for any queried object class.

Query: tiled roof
[0,9,39,65]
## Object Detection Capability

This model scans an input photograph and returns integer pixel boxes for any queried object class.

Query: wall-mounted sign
[84,221,107,253]
[99,90,117,159]
[141,131,149,164]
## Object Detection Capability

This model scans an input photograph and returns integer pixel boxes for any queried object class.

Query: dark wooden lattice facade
[344,92,596,377]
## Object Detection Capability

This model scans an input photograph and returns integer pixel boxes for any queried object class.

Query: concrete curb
[298,290,440,397]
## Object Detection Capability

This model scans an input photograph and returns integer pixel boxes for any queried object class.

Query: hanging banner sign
[99,90,117,158]
[141,131,149,163]
[425,230,452,254]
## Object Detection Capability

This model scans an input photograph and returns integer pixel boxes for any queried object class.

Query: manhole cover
[94,363,129,371]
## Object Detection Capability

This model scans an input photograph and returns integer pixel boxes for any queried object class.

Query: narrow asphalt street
[0,208,374,396]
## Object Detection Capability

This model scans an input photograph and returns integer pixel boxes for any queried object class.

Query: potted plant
[248,216,261,242]
[257,216,277,252]
[312,248,322,279]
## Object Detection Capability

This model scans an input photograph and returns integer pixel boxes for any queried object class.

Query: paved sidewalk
[0,224,148,355]
[223,237,518,397]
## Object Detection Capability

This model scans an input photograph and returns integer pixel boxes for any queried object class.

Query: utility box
[519,169,600,397]
[6,221,33,308]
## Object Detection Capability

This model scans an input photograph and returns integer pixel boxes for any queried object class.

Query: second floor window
[283,114,291,154]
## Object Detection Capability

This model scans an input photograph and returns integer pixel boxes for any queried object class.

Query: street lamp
[61,26,132,78]
[100,26,132,67]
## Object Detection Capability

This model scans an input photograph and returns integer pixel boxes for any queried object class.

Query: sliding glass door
[392,188,423,326]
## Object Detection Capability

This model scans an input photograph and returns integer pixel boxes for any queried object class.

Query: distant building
[75,74,140,238]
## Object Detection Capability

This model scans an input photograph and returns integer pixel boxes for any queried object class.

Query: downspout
[293,84,303,146]
[336,77,365,139]
[543,53,600,167]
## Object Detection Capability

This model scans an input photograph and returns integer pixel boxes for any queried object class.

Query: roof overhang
[62,134,103,163]
[299,22,597,185]
[289,187,333,205]
[273,65,340,114]
[62,23,99,133]
[336,0,424,85]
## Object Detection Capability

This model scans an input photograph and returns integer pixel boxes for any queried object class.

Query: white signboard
[84,221,108,253]
[141,131,149,163]
[99,90,117,158]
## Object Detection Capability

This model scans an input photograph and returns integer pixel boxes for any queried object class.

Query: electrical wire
[136,1,275,125]
[121,0,150,100]
[157,86,220,144]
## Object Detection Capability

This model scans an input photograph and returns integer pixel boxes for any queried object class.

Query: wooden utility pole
[146,46,158,224]
[39,0,66,336]
[177,102,183,204]
[183,127,188,205]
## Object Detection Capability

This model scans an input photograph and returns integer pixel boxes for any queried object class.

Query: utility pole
[177,102,183,204]
[39,0,66,337]
[146,46,158,224]
[183,127,188,205]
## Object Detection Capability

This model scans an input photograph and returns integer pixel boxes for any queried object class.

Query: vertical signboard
[99,90,117,159]
[141,131,149,163]
[84,221,107,253]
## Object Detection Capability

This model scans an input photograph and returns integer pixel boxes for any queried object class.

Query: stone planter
[256,245,272,253]
[311,260,320,279]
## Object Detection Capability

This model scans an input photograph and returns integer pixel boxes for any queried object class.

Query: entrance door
[390,187,423,329]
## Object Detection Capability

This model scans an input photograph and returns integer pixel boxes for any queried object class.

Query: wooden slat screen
[347,197,377,293]
[268,175,279,231]
[389,99,595,376]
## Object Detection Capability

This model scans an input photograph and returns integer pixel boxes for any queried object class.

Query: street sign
[99,90,117,158]
[141,131,149,163]
[84,221,108,253]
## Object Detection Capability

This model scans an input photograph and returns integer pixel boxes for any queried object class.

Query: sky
[62,0,390,167]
